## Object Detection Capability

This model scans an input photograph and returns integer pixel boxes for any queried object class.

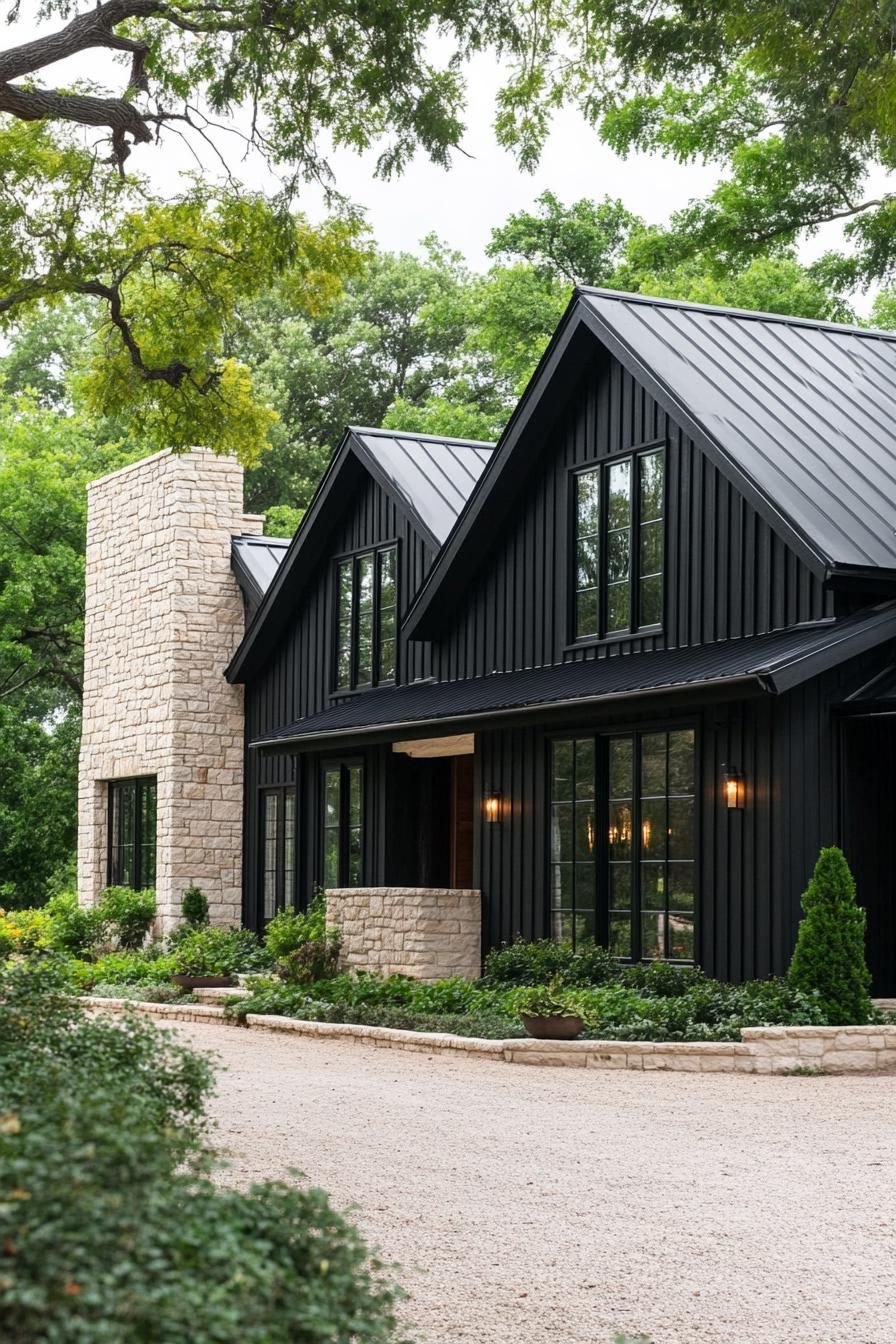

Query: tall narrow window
[321,762,364,888]
[572,447,664,640]
[260,786,297,921]
[333,544,398,690]
[549,729,695,959]
[108,777,157,889]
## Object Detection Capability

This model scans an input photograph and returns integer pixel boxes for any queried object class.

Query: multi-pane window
[322,762,364,888]
[573,447,665,640]
[334,544,398,690]
[260,787,297,921]
[550,729,695,960]
[108,777,157,889]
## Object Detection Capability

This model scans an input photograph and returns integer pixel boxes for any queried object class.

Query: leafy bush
[516,977,593,1020]
[44,891,106,957]
[87,949,177,987]
[96,885,157,950]
[265,893,328,959]
[0,905,53,955]
[170,926,272,977]
[0,959,401,1342]
[89,981,190,1004]
[482,937,616,987]
[278,934,341,985]
[618,961,709,997]
[789,846,874,1025]
[181,884,209,927]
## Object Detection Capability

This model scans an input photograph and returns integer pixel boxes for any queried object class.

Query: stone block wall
[77,448,262,930]
[327,888,482,981]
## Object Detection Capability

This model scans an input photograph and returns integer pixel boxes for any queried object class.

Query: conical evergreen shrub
[788,846,873,1025]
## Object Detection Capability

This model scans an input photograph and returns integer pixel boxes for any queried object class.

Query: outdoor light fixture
[483,788,503,823]
[722,764,745,810]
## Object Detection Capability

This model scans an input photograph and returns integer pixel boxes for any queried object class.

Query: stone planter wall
[326,887,481,981]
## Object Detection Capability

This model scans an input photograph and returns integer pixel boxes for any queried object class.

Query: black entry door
[388,754,452,887]
[841,718,896,996]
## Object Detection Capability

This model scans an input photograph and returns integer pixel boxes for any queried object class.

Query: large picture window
[334,544,398,690]
[550,728,695,960]
[108,776,157,889]
[260,786,297,921]
[573,447,665,640]
[321,762,364,888]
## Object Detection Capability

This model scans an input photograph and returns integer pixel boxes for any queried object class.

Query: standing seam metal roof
[350,427,493,545]
[580,289,896,570]
[231,534,291,604]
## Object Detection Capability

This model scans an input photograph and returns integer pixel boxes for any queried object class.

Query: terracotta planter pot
[521,1013,585,1041]
[170,974,235,991]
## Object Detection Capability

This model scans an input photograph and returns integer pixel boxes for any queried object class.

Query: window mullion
[632,733,641,963]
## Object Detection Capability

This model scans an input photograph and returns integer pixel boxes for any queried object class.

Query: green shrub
[618,961,708,997]
[277,934,341,985]
[0,904,53,954]
[89,981,189,1004]
[515,977,594,1021]
[181,884,209,927]
[264,893,328,959]
[170,926,271,978]
[87,949,177,987]
[788,846,873,1024]
[0,959,401,1342]
[482,937,616,987]
[97,886,157,950]
[44,891,106,957]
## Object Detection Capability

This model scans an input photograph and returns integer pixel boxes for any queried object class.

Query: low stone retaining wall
[82,998,896,1073]
[326,886,481,981]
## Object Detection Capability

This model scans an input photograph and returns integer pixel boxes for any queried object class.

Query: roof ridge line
[577,286,896,343]
[349,425,496,447]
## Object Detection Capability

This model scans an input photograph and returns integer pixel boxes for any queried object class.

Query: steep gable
[406,290,896,642]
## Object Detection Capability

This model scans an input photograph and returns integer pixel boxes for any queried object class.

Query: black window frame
[569,441,666,645]
[107,776,157,890]
[547,725,697,963]
[259,784,298,922]
[332,541,400,693]
[320,759,365,889]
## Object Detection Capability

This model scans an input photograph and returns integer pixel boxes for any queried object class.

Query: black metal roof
[351,428,492,545]
[404,289,896,640]
[231,534,291,607]
[226,426,493,683]
[251,603,896,749]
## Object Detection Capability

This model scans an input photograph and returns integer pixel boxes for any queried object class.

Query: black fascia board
[759,605,896,693]
[229,543,265,610]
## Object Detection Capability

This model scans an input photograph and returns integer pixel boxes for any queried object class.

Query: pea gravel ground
[171,1020,896,1344]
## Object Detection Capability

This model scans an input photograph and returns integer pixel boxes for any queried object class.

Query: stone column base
[326,887,481,981]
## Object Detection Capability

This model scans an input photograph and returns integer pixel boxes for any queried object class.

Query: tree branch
[0,1,163,84]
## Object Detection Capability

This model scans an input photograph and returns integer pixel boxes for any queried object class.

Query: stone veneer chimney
[77,448,263,930]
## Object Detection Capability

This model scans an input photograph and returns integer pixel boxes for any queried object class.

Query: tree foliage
[788,846,873,1025]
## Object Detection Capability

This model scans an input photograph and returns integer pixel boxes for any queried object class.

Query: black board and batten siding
[435,355,831,682]
[242,472,437,923]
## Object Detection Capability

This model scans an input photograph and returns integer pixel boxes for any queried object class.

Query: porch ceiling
[251,603,896,751]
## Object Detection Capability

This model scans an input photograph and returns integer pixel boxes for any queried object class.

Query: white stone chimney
[77,448,263,930]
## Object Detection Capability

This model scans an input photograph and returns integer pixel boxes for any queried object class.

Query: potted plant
[517,978,588,1040]
[169,927,245,990]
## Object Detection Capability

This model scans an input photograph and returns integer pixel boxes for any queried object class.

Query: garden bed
[82,995,896,1073]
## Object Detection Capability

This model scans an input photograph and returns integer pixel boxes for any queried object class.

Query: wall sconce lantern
[721,764,745,810]
[483,788,503,823]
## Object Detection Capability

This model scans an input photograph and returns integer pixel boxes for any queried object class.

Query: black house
[227,291,896,994]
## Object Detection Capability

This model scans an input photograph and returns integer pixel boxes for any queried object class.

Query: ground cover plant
[0,957,402,1342]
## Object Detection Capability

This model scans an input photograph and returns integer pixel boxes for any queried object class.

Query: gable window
[573,447,665,640]
[108,777,157,889]
[260,786,297,921]
[335,544,398,690]
[322,762,364,888]
[550,728,695,960]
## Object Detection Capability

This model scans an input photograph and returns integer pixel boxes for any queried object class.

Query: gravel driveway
[170,1021,896,1344]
